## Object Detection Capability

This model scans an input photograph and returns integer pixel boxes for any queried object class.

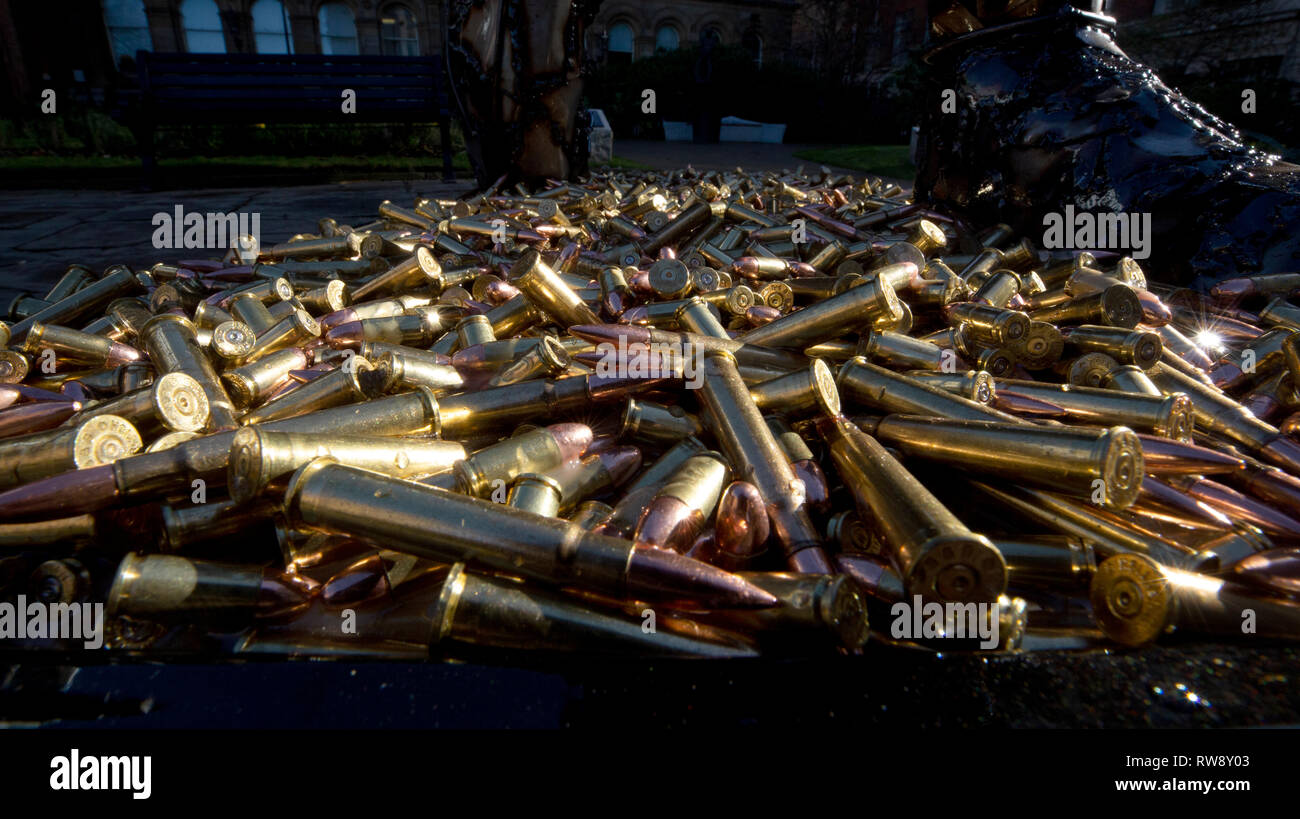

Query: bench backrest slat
[138,52,449,122]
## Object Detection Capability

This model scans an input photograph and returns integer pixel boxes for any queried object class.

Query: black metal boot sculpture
[917,1,1300,290]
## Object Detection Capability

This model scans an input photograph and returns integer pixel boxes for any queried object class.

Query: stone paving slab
[0,180,475,306]
[614,139,872,177]
[0,146,910,311]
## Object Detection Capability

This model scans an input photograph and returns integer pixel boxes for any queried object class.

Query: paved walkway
[615,139,863,176]
[0,143,903,306]
[0,179,474,306]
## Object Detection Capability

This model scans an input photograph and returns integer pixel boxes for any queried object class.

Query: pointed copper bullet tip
[684,530,716,561]
[1262,436,1300,474]
[788,261,817,278]
[602,291,629,318]
[207,263,253,276]
[1136,434,1245,474]
[61,382,94,404]
[1209,362,1243,390]
[323,320,365,349]
[0,401,81,437]
[1210,278,1254,301]
[1230,547,1300,597]
[716,481,770,559]
[0,463,119,521]
[484,279,520,304]
[793,460,831,512]
[7,384,75,404]
[584,435,618,454]
[633,496,694,552]
[624,546,779,609]
[1187,478,1300,540]
[836,551,893,587]
[105,342,143,368]
[599,445,643,485]
[569,323,650,346]
[991,390,1067,417]
[1138,291,1173,326]
[745,305,781,326]
[320,554,389,608]
[515,228,547,243]
[620,306,650,324]
[547,422,594,462]
[451,344,493,371]
[1139,476,1232,528]
[258,568,317,620]
[318,308,359,332]
[572,350,604,368]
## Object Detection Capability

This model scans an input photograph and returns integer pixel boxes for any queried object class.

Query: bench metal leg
[440,117,455,182]
[135,122,157,191]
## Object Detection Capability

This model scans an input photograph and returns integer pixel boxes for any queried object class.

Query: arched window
[180,0,226,53]
[253,0,293,54]
[319,2,359,55]
[700,26,722,47]
[742,31,762,66]
[607,22,634,64]
[381,4,420,56]
[102,0,151,66]
[654,25,679,53]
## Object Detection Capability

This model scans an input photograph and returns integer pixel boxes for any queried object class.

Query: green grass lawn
[601,155,652,170]
[792,145,912,180]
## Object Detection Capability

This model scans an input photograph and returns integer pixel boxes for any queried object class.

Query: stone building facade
[585,0,799,65]
[0,0,805,109]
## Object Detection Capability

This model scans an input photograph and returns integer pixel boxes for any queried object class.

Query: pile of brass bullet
[4,165,1300,659]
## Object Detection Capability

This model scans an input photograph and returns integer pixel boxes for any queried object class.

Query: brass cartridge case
[241,357,378,425]
[735,269,903,349]
[452,423,591,497]
[1030,284,1143,329]
[0,415,141,489]
[698,349,832,573]
[837,356,1021,423]
[8,266,140,343]
[140,314,239,430]
[994,379,1194,441]
[1062,325,1163,369]
[428,563,757,657]
[621,398,704,447]
[856,414,1144,510]
[222,348,308,409]
[1091,552,1300,646]
[510,249,601,327]
[633,452,731,552]
[20,322,140,369]
[506,472,564,517]
[285,459,775,608]
[376,349,464,394]
[819,415,1007,604]
[69,372,210,434]
[108,553,312,622]
[747,358,841,416]
[228,426,464,503]
[229,293,278,335]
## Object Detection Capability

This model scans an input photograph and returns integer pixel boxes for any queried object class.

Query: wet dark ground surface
[0,180,475,309]
[2,643,1296,728]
